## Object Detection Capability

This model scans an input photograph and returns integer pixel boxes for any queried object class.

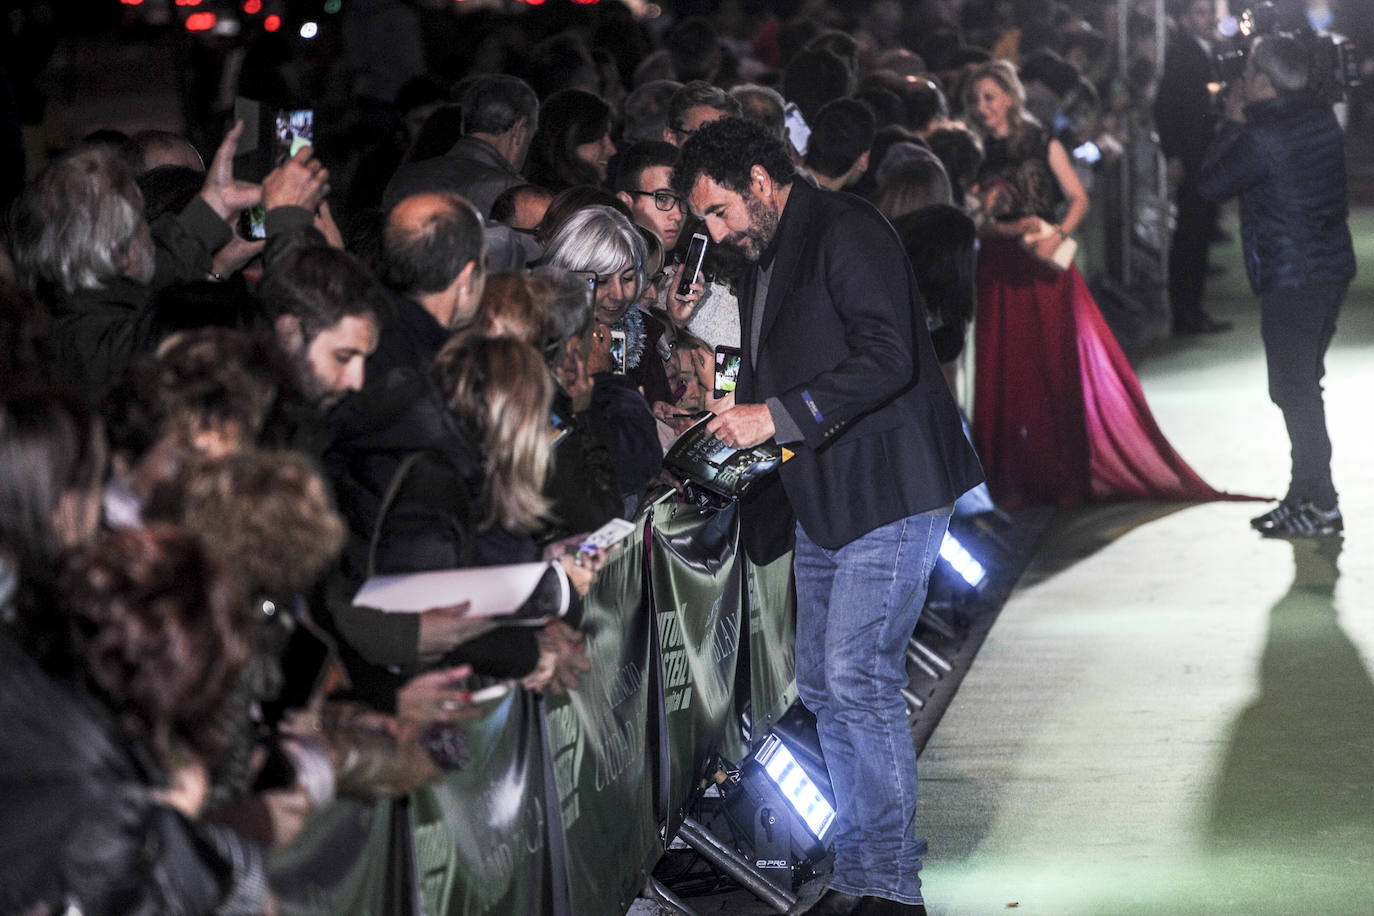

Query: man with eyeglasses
[618,139,743,351]
[662,81,741,148]
[615,141,685,251]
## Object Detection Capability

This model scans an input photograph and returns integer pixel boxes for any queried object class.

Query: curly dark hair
[59,525,249,764]
[671,117,795,201]
[144,448,345,598]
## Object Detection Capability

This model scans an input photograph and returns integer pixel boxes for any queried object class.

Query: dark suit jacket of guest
[737,179,983,561]
[1154,26,1217,170]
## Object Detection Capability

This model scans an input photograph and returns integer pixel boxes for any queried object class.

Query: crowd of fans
[1,0,1352,911]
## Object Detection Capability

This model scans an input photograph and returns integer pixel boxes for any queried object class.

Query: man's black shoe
[1260,501,1342,539]
[1173,314,1234,335]
[804,888,863,915]
[852,895,928,915]
[1251,500,1300,532]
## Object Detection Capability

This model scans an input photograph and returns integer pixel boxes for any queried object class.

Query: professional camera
[1211,1,1360,103]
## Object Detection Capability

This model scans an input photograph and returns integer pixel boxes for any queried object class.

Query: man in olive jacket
[1199,34,1355,538]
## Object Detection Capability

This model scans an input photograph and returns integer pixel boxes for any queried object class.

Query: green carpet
[917,204,1374,915]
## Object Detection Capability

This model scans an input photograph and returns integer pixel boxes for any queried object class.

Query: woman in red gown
[965,61,1231,508]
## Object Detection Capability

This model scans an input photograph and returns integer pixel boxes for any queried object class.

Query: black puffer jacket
[0,631,268,916]
[1198,91,1356,294]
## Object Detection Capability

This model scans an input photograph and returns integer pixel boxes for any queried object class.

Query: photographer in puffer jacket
[1198,34,1355,539]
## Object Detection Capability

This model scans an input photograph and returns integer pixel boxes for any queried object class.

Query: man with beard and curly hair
[673,117,983,916]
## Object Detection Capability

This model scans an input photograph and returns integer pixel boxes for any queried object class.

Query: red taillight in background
[184,11,216,30]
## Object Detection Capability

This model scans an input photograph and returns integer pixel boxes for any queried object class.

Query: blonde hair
[962,60,1038,136]
[432,334,553,533]
[472,271,559,356]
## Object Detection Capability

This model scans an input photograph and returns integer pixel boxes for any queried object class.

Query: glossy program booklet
[662,412,784,499]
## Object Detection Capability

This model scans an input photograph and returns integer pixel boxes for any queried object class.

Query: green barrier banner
[269,503,798,915]
[745,551,797,739]
[545,519,662,915]
[648,500,746,833]
[406,688,555,916]
[269,797,396,916]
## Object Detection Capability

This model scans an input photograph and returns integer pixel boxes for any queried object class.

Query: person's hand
[702,388,735,414]
[653,399,698,434]
[1028,227,1065,263]
[393,720,447,791]
[1222,82,1247,124]
[314,199,345,249]
[1165,156,1184,188]
[417,601,496,661]
[156,756,210,818]
[586,324,614,376]
[523,619,590,693]
[706,402,774,449]
[199,121,263,222]
[555,348,594,413]
[259,786,313,848]
[665,270,704,328]
[557,551,599,596]
[211,232,265,279]
[396,665,487,724]
[262,144,330,213]
[543,534,609,567]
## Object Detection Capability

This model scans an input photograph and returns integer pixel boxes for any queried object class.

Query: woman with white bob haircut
[542,204,675,403]
[541,205,667,513]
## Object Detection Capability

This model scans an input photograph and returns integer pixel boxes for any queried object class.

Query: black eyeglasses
[627,189,682,212]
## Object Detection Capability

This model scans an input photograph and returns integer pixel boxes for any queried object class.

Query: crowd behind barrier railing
[268,489,797,916]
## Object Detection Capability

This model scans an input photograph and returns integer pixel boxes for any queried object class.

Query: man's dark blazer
[1154,26,1216,170]
[736,178,983,561]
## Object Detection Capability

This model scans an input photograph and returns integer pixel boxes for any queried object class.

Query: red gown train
[972,238,1247,508]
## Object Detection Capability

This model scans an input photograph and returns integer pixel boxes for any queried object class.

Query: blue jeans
[794,508,951,906]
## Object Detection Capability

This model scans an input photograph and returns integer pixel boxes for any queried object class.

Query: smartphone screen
[714,345,741,398]
[675,232,709,300]
[609,330,627,375]
[275,109,314,164]
[783,103,810,157]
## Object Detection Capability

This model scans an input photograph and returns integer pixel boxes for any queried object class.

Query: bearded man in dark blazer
[673,117,983,916]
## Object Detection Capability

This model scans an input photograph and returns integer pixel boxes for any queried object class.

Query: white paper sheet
[353,562,552,615]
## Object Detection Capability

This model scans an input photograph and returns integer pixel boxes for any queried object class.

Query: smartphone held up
[676,233,709,300]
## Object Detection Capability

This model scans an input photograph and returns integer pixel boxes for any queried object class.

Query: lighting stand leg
[918,607,959,640]
[906,645,941,680]
[902,686,926,714]
[675,816,798,914]
[910,637,954,673]
[641,875,700,916]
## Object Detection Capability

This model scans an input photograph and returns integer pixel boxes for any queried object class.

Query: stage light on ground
[299,20,318,38]
[940,531,988,589]
[711,702,835,891]
[754,733,835,840]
